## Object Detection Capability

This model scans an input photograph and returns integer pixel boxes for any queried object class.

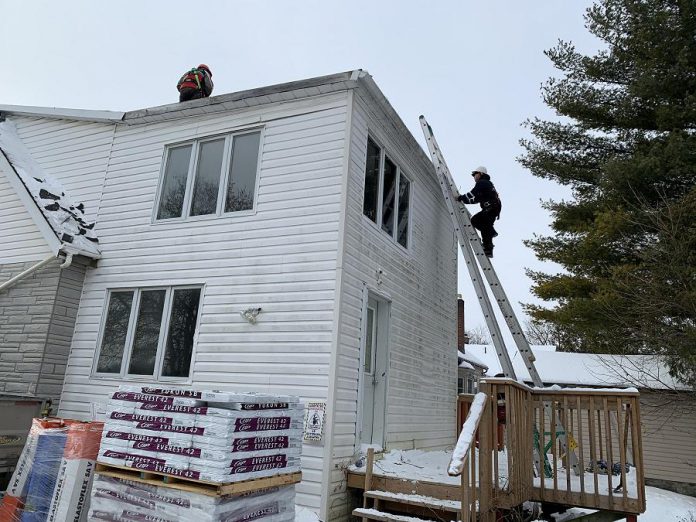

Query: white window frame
[91,285,204,382]
[153,128,264,223]
[362,135,412,250]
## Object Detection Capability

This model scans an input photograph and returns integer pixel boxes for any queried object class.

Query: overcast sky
[1,0,599,334]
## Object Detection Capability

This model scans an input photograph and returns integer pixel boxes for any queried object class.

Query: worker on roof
[177,64,214,102]
[457,166,502,258]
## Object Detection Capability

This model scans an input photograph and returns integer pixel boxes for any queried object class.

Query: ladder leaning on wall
[419,116,581,476]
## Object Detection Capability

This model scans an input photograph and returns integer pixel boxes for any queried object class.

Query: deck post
[478,382,494,521]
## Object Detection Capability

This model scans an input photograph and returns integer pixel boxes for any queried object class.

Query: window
[362,137,411,248]
[156,131,261,220]
[95,286,202,380]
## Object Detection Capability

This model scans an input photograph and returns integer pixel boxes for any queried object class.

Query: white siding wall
[58,92,350,511]
[0,169,51,263]
[11,116,116,222]
[325,92,458,519]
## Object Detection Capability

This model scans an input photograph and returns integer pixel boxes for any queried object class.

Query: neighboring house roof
[466,344,688,391]
[0,119,101,258]
[457,350,488,371]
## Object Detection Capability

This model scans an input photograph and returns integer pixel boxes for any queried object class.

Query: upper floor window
[362,137,411,248]
[156,131,262,220]
[94,286,202,380]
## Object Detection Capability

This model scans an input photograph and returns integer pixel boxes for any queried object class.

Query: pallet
[94,462,301,497]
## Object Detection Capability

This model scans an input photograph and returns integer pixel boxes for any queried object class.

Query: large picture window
[362,137,411,248]
[94,286,202,380]
[156,131,261,221]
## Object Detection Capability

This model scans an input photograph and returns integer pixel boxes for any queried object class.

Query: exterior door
[360,295,389,447]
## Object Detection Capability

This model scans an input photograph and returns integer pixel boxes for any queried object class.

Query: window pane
[190,139,225,216]
[397,174,410,248]
[225,132,261,212]
[157,146,192,219]
[96,291,134,373]
[364,307,375,374]
[362,138,380,222]
[381,157,397,235]
[128,290,166,375]
[161,288,201,378]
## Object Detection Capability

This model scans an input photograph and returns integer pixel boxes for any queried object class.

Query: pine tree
[519,0,696,388]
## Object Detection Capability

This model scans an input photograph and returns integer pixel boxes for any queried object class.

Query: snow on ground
[295,506,321,522]
[544,486,696,521]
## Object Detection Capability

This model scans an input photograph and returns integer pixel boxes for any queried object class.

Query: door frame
[356,284,391,449]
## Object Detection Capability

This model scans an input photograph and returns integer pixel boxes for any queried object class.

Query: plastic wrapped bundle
[88,474,296,522]
[0,418,103,522]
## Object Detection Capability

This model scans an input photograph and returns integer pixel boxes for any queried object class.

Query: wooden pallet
[94,462,301,497]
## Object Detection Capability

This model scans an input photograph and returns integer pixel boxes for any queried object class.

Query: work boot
[483,245,494,258]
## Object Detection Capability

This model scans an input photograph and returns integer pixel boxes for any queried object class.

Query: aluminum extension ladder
[419,116,581,476]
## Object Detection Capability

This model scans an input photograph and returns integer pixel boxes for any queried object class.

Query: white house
[0,70,459,520]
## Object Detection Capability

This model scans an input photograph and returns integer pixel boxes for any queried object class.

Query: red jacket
[177,69,214,97]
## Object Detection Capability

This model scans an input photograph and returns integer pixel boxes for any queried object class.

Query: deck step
[352,508,437,522]
[364,490,461,513]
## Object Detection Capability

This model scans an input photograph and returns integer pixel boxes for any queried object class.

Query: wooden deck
[349,378,645,521]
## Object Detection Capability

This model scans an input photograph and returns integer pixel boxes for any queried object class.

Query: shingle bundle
[88,475,296,522]
[97,386,302,483]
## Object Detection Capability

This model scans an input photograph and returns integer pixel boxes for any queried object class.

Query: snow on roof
[465,344,687,391]
[0,119,100,258]
[458,349,489,370]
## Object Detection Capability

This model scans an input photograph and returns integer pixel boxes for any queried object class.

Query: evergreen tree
[519,0,696,388]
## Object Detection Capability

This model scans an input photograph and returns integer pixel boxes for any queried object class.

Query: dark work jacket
[459,174,501,216]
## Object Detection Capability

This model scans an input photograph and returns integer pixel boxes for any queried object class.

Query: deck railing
[454,379,645,520]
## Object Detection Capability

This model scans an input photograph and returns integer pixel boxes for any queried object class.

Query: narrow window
[157,145,192,219]
[190,139,225,216]
[362,138,381,222]
[225,132,261,212]
[364,306,376,374]
[96,291,134,373]
[381,156,397,236]
[127,290,166,375]
[161,288,201,378]
[397,174,410,248]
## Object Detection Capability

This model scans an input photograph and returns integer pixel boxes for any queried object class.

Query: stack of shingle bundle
[96,386,302,483]
[88,474,296,522]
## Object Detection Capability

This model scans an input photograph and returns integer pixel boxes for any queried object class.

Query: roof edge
[0,104,125,123]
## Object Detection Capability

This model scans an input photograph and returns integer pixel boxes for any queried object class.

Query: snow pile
[448,392,487,476]
[0,119,100,257]
[294,507,321,522]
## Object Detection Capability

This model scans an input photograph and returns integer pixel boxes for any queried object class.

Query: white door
[360,295,389,447]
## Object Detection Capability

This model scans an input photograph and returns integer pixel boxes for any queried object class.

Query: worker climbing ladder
[419,116,581,477]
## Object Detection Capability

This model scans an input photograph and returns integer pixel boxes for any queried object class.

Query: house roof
[457,350,489,371]
[0,119,101,258]
[465,344,688,391]
[0,70,362,125]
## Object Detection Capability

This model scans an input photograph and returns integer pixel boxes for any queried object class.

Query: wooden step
[364,490,461,513]
[352,508,437,522]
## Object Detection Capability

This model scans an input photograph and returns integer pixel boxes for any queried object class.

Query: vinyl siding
[58,92,350,511]
[11,116,115,222]
[325,90,458,520]
[640,391,696,485]
[0,168,52,263]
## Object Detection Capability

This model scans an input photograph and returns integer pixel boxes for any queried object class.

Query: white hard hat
[472,166,488,175]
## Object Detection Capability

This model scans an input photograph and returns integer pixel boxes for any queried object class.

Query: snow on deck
[0,119,100,257]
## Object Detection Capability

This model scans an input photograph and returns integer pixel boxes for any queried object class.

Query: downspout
[0,254,56,294]
[0,248,73,295]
